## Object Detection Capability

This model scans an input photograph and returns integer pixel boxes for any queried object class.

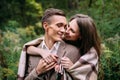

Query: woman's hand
[61,57,73,69]
[43,54,58,64]
[27,46,57,59]
[27,46,50,58]
[54,64,60,73]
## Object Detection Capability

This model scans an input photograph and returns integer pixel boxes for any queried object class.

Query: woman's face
[65,19,80,41]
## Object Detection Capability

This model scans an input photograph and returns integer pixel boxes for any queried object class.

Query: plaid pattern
[17,37,44,79]
[68,47,98,80]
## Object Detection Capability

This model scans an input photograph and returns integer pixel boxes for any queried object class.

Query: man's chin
[56,38,63,41]
[57,39,63,41]
[64,38,70,41]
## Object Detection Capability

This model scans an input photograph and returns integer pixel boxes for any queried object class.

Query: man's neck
[44,35,56,50]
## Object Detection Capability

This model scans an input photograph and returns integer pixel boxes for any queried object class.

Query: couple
[17,8,101,80]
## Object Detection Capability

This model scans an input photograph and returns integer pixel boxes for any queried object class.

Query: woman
[60,14,101,80]
[26,14,101,80]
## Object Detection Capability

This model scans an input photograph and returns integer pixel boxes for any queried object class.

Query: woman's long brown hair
[70,14,101,56]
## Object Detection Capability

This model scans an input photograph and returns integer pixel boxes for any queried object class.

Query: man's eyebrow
[56,23,63,26]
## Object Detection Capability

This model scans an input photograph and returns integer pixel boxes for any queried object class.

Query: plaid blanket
[68,47,98,80]
[17,37,98,80]
[17,37,44,79]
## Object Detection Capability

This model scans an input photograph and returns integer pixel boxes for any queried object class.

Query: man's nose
[60,27,65,33]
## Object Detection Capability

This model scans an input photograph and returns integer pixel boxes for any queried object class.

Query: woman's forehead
[69,19,79,30]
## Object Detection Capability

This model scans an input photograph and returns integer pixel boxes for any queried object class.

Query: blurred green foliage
[0,0,120,80]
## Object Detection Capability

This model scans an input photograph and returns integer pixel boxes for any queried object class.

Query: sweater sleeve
[24,68,38,80]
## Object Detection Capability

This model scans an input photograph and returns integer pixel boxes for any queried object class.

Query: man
[17,8,80,80]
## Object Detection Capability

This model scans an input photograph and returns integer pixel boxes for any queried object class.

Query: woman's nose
[65,27,70,33]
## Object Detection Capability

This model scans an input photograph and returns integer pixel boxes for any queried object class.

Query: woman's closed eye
[70,28,75,33]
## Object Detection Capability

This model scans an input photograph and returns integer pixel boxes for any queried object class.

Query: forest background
[0,0,120,80]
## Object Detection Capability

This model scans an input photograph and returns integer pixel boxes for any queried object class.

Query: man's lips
[58,32,64,37]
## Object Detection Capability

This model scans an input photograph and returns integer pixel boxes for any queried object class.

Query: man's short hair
[41,8,66,25]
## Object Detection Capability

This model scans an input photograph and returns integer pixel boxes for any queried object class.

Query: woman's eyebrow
[68,24,70,27]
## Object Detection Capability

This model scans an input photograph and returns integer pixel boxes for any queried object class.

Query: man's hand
[36,55,58,75]
[36,59,57,75]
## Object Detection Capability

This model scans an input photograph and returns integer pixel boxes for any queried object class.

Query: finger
[52,54,58,58]
[45,62,56,70]
[41,59,47,64]
[61,64,68,69]
[61,62,66,66]
[46,56,52,63]
[61,57,71,64]
[44,54,58,63]
[37,59,45,68]
[46,63,57,71]
[42,61,47,67]
[43,57,51,64]
[44,54,56,63]
[48,55,56,62]
[61,60,70,66]
[48,62,56,67]
[61,57,69,60]
[54,65,60,72]
[50,55,58,62]
[61,60,69,64]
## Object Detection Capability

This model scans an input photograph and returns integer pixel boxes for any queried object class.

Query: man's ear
[43,22,49,31]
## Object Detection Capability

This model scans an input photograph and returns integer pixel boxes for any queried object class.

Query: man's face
[44,15,67,42]
[65,19,80,41]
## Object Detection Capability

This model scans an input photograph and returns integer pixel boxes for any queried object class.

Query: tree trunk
[68,0,79,9]
[88,0,92,7]
[19,0,26,26]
